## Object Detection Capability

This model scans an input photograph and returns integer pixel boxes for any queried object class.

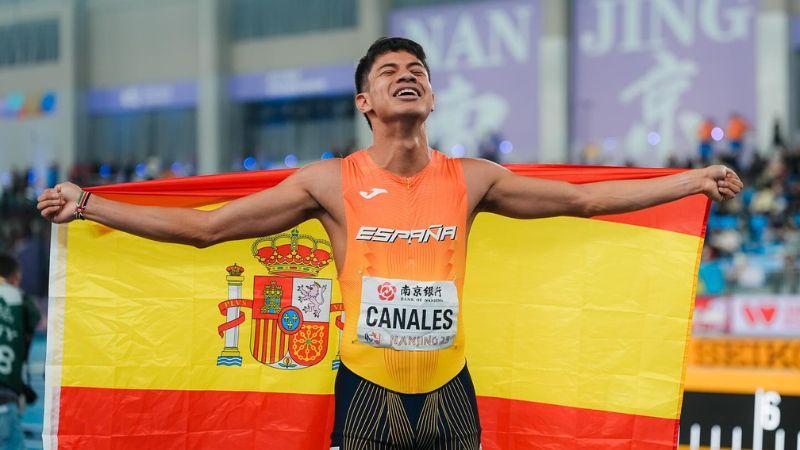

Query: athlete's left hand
[701,165,743,202]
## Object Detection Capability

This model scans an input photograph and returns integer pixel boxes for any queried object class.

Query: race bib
[357,276,459,351]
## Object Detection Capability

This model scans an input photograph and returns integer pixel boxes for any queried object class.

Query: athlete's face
[356,51,434,127]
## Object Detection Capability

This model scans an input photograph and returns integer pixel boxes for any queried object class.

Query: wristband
[74,191,92,220]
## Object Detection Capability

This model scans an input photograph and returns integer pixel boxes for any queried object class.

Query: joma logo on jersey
[355,225,457,243]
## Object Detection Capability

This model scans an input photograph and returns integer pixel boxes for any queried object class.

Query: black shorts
[330,364,481,450]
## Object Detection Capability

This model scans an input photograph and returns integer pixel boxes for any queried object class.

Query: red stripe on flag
[593,195,709,238]
[276,321,283,363]
[281,330,287,363]
[268,320,276,363]
[57,386,335,450]
[56,387,678,449]
[259,320,267,364]
[252,320,261,363]
[85,164,688,201]
[478,396,678,450]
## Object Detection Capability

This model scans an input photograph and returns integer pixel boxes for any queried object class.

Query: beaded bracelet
[74,191,92,220]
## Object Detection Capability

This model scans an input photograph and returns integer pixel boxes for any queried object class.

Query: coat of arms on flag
[216,228,341,369]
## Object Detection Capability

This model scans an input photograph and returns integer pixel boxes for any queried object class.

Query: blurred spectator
[9,223,46,299]
[0,172,49,300]
[0,254,41,450]
[698,246,726,295]
[772,118,786,150]
[725,112,749,165]
[478,132,504,163]
[580,143,602,165]
[697,116,715,164]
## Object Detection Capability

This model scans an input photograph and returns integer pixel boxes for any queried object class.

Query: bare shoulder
[291,158,343,211]
[293,157,341,177]
[458,157,510,187]
[457,157,511,214]
[287,158,341,189]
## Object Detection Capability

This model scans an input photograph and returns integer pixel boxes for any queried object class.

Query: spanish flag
[44,165,708,449]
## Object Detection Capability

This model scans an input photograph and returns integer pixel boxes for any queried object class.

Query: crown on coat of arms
[226,263,245,277]
[251,228,333,277]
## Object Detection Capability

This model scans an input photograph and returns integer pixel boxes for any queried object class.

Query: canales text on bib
[358,276,458,351]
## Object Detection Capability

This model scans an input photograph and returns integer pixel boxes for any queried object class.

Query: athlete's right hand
[37,182,82,224]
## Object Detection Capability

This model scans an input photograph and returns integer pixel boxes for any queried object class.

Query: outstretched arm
[464,159,742,219]
[37,162,331,248]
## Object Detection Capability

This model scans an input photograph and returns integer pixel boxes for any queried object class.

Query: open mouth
[393,87,421,98]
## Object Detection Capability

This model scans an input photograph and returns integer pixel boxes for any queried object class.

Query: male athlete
[38,38,742,449]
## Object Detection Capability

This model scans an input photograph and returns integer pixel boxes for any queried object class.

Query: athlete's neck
[368,121,431,177]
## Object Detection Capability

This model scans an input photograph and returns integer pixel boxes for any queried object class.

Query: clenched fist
[37,182,83,224]
[701,165,743,202]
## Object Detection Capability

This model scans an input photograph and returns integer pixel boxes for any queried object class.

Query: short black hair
[355,37,431,128]
[0,254,19,280]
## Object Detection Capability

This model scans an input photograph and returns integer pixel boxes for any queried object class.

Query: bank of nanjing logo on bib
[215,228,344,370]
[377,282,396,301]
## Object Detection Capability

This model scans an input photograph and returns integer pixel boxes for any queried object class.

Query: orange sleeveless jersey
[338,149,468,393]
